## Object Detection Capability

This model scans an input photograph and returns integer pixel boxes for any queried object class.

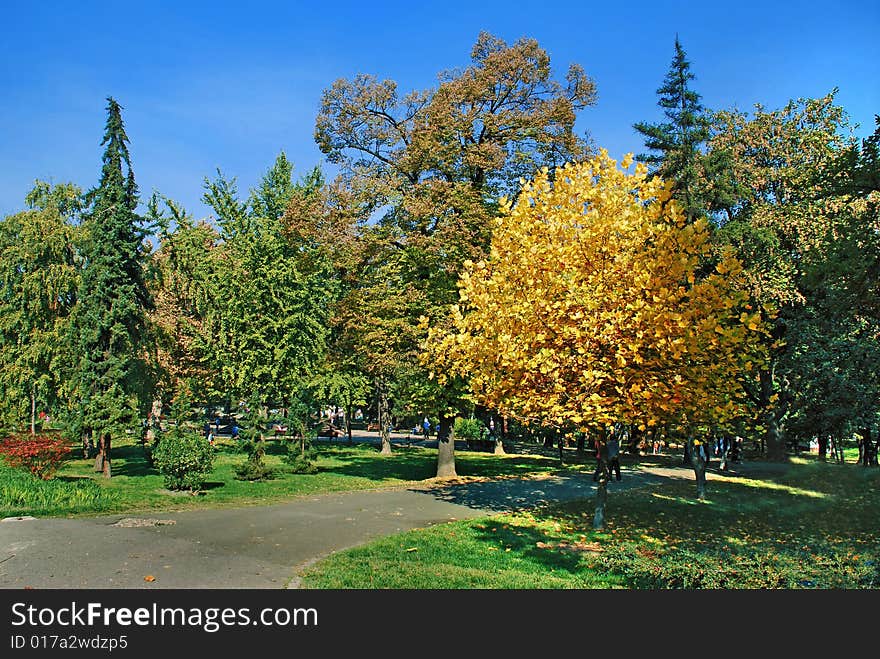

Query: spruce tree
[633,37,710,220]
[72,97,153,477]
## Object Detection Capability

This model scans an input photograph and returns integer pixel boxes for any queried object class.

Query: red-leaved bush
[0,433,72,480]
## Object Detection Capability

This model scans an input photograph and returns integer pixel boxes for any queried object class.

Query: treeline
[0,33,877,479]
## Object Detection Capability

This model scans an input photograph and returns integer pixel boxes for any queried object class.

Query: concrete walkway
[0,457,770,590]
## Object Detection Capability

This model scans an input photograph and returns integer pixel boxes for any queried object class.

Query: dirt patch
[111,518,177,528]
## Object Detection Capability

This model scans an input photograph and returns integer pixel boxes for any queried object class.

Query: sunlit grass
[301,458,880,589]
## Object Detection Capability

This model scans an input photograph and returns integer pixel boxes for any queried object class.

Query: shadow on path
[409,469,672,513]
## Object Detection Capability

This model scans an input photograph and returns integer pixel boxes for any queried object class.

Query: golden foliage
[424,150,769,429]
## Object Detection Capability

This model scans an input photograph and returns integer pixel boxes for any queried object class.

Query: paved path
[0,458,771,590]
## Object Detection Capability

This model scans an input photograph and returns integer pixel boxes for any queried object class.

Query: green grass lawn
[299,458,880,589]
[0,437,563,518]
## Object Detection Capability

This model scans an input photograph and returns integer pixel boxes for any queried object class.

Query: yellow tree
[425,150,769,525]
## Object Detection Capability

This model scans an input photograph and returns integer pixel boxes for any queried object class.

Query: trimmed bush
[152,428,214,491]
[0,433,72,480]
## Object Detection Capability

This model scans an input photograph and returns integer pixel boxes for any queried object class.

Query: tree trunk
[93,432,105,472]
[857,428,870,466]
[830,436,844,464]
[557,431,564,466]
[82,428,92,460]
[543,433,554,449]
[760,367,786,461]
[101,432,111,478]
[576,433,585,457]
[593,449,609,530]
[377,382,392,455]
[346,404,353,445]
[688,432,708,500]
[765,413,785,461]
[818,435,828,460]
[436,413,457,478]
[493,426,505,455]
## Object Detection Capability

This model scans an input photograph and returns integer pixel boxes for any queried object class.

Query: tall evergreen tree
[633,36,710,220]
[71,97,153,477]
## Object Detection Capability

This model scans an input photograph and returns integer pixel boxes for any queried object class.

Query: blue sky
[1,0,877,220]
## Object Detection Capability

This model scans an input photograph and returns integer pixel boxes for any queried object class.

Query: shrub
[595,541,879,589]
[0,433,72,480]
[234,441,274,481]
[151,428,214,491]
[454,417,483,442]
[285,440,318,474]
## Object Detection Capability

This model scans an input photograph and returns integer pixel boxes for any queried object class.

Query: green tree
[796,115,880,462]
[706,93,868,460]
[146,194,220,410]
[70,97,153,477]
[202,155,335,421]
[0,182,81,434]
[315,31,597,474]
[633,37,711,221]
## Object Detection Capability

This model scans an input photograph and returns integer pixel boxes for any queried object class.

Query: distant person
[423,417,431,440]
[607,430,621,481]
[231,424,240,440]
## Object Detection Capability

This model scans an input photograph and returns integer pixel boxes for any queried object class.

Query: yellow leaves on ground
[423,150,768,428]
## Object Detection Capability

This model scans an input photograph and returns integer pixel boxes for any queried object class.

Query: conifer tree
[634,37,710,220]
[71,97,153,477]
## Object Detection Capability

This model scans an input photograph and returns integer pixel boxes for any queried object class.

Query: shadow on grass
[530,466,839,537]
[541,470,878,589]
[470,522,586,575]
[109,444,159,477]
[418,454,828,517]
[308,442,567,485]
[315,445,438,482]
